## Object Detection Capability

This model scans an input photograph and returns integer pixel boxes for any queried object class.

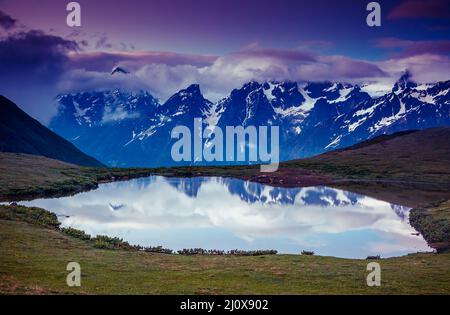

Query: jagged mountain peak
[262,80,299,94]
[397,70,413,82]
[304,81,354,97]
[261,81,305,111]
[185,83,201,93]
[157,84,212,121]
[242,81,261,89]
[167,84,209,102]
[50,88,160,145]
[221,81,253,99]
[111,66,129,75]
[393,70,417,94]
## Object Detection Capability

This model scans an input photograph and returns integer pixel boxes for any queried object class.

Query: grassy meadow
[1,213,450,295]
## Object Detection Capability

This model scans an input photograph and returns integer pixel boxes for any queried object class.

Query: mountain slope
[0,95,104,167]
[290,127,450,185]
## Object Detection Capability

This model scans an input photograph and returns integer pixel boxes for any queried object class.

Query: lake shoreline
[2,157,449,206]
[0,202,437,260]
[1,152,450,254]
[2,173,444,258]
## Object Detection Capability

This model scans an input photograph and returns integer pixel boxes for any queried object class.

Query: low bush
[176,248,277,256]
[228,249,278,256]
[142,246,173,254]
[0,205,279,257]
[92,235,137,251]
[0,204,60,229]
[61,227,91,241]
[93,238,116,250]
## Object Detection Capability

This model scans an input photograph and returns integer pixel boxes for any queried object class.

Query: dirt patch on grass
[0,275,61,295]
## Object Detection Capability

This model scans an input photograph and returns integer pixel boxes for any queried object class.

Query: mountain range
[47,71,450,167]
[0,95,104,167]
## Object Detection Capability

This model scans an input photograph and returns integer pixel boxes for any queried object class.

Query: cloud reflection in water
[20,176,431,258]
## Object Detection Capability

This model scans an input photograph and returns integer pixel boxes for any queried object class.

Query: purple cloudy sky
[0,0,449,122]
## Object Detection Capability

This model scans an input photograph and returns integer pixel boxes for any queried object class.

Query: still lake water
[19,176,431,258]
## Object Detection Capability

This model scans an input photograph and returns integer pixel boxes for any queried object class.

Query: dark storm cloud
[231,46,317,63]
[389,0,450,19]
[0,30,78,123]
[0,10,16,30]
[68,50,218,72]
[0,30,78,79]
[375,38,450,58]
[95,35,113,50]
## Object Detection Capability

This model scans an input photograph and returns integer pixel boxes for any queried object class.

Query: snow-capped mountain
[49,72,450,167]
[50,84,212,166]
[290,72,450,158]
[125,84,212,145]
[120,84,213,166]
[49,89,159,165]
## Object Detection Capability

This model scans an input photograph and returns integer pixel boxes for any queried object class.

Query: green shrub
[143,246,173,254]
[93,239,115,249]
[61,227,91,241]
[176,248,277,256]
[0,204,60,228]
[92,235,136,251]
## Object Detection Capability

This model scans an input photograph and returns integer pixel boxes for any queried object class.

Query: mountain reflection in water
[20,176,431,258]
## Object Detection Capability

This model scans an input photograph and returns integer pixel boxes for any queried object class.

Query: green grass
[1,218,450,295]
[0,204,60,228]
[0,205,278,256]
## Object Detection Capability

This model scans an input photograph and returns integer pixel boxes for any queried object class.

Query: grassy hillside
[289,127,450,185]
[1,207,449,295]
[0,153,156,201]
[0,95,103,167]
